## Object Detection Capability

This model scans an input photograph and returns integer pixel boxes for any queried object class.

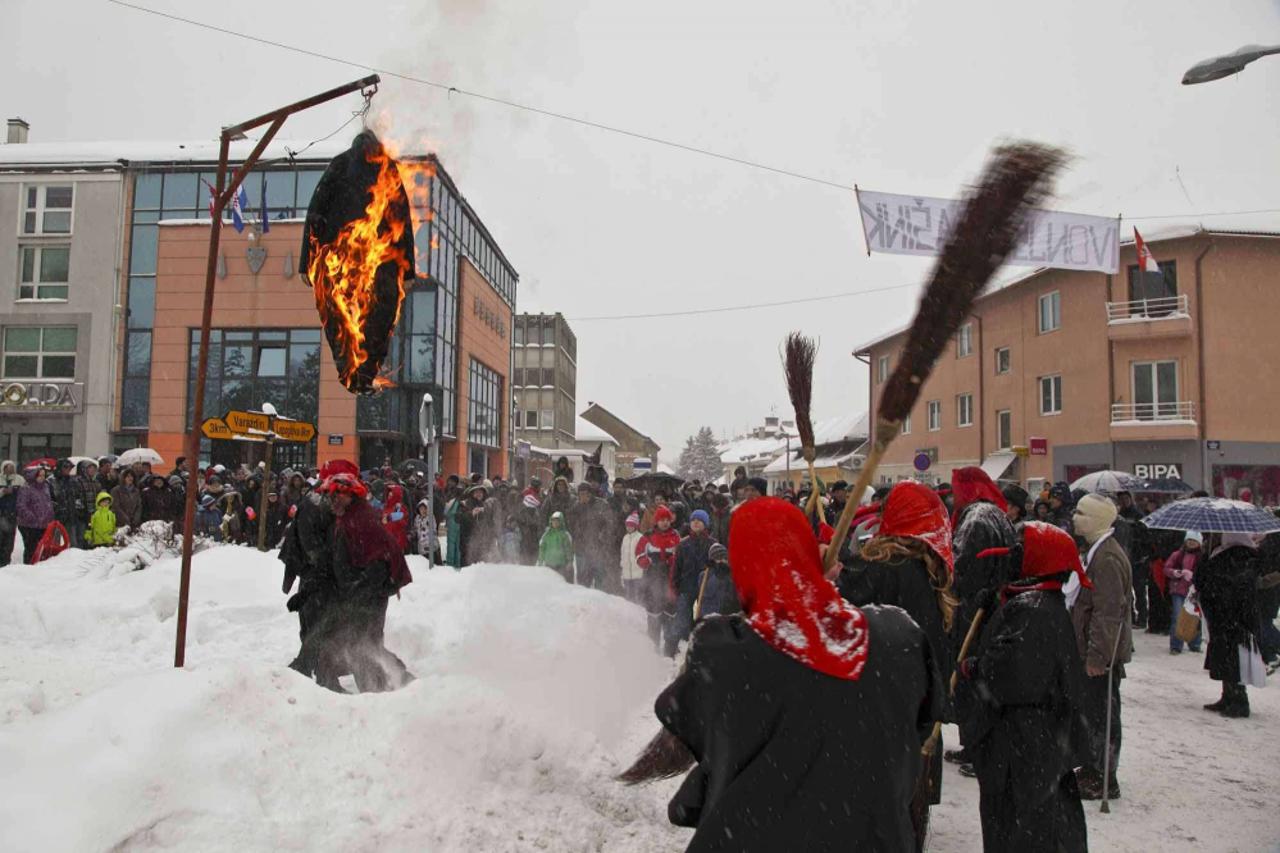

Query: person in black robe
[1197,533,1262,718]
[955,520,1090,853]
[836,480,955,850]
[629,497,942,853]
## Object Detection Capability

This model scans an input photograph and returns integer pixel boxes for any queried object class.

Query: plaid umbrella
[1070,469,1145,495]
[1142,497,1280,534]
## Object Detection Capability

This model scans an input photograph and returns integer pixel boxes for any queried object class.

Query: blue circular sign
[913,452,931,472]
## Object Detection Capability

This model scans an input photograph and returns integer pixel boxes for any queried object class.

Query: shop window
[18,245,70,300]
[467,358,502,449]
[1,326,76,379]
[187,328,320,429]
[21,185,73,234]
[18,433,73,463]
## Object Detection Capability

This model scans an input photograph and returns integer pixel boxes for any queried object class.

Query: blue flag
[260,174,270,233]
[231,185,249,233]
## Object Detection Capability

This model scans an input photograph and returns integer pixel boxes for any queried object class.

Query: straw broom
[823,141,1067,573]
[783,333,822,521]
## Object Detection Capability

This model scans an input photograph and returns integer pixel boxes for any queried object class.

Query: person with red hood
[946,467,1017,771]
[381,483,410,553]
[836,481,955,849]
[309,470,414,692]
[637,497,942,851]
[636,504,681,654]
[954,521,1091,853]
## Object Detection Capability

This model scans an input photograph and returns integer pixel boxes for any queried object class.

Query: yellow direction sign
[224,409,271,434]
[201,417,233,440]
[274,419,317,443]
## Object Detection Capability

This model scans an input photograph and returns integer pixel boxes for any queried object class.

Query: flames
[306,144,413,393]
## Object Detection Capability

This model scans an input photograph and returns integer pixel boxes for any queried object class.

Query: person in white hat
[619,511,644,603]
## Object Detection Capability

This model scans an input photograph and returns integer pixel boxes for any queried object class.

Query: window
[957,323,973,357]
[541,367,555,387]
[957,393,974,427]
[995,347,1010,375]
[901,414,912,435]
[186,328,320,430]
[996,409,1012,450]
[1133,360,1179,420]
[1127,260,1178,316]
[541,409,554,430]
[467,358,502,448]
[524,410,538,429]
[1038,291,1061,333]
[18,433,72,463]
[18,245,70,300]
[1039,375,1063,415]
[877,355,889,383]
[927,400,941,431]
[21,185,73,234]
[2,326,76,379]
[513,322,524,346]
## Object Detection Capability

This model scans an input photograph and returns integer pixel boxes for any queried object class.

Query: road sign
[224,409,270,434]
[273,419,317,443]
[201,417,233,440]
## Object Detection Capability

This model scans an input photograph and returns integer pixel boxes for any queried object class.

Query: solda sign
[1134,463,1182,480]
[0,381,84,413]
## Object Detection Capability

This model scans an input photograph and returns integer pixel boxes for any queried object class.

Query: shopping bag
[31,521,70,564]
[1239,640,1267,689]
[1175,599,1201,644]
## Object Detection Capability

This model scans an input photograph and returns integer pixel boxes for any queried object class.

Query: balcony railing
[1106,294,1189,323]
[1110,401,1196,423]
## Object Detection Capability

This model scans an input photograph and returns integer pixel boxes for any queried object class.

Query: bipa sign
[1134,463,1181,480]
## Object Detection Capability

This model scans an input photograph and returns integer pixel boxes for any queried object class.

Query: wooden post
[257,432,275,552]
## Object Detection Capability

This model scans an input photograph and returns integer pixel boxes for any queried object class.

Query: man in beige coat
[1071,493,1134,800]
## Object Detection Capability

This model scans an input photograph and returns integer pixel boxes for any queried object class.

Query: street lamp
[1182,44,1280,84]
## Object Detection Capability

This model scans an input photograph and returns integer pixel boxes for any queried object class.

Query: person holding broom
[835,480,954,850]
[954,520,1091,852]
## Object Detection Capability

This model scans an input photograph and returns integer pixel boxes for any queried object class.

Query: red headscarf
[877,482,954,573]
[320,459,361,481]
[950,467,1008,524]
[729,498,869,681]
[336,496,412,590]
[1013,521,1091,594]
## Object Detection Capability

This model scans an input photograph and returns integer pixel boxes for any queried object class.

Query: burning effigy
[301,131,415,394]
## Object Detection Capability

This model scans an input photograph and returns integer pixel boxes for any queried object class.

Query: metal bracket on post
[173,74,381,669]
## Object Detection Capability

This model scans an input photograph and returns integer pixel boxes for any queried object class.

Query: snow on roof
[852,216,1280,354]
[718,434,790,466]
[0,137,350,169]
[812,411,869,445]
[575,416,618,445]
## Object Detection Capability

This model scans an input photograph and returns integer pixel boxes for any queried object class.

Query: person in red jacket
[636,504,681,654]
[382,483,410,553]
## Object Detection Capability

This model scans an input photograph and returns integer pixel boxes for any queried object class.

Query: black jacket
[955,587,1089,853]
[1198,546,1259,683]
[673,531,716,598]
[50,473,82,525]
[658,608,942,853]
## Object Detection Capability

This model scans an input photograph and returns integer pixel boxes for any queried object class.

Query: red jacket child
[637,505,682,607]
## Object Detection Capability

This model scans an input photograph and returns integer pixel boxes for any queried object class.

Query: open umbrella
[1070,470,1145,495]
[1142,497,1280,534]
[618,471,686,493]
[116,447,165,468]
[67,456,96,467]
[1138,476,1194,495]
[399,459,429,479]
[23,457,56,472]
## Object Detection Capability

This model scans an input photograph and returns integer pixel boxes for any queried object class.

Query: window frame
[956,323,973,358]
[1132,359,1179,419]
[1037,291,1061,334]
[1039,374,1063,416]
[957,393,974,428]
[994,346,1010,375]
[876,354,889,383]
[17,244,71,301]
[20,184,75,236]
[996,409,1013,450]
[927,399,941,432]
[1,325,78,380]
[901,413,912,435]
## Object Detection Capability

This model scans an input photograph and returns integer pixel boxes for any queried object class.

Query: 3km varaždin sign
[201,410,317,443]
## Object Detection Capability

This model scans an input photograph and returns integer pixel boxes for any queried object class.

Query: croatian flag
[1134,228,1161,275]
[231,185,249,233]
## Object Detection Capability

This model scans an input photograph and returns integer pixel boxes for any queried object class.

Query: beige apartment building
[856,226,1280,504]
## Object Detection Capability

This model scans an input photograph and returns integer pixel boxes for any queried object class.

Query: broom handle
[822,425,892,574]
[803,459,820,518]
[921,607,987,757]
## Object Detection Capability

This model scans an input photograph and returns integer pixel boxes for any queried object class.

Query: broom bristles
[878,142,1067,424]
[783,332,818,453]
[617,728,696,785]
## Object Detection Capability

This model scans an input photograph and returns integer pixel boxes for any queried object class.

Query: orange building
[130,149,515,476]
[856,227,1280,503]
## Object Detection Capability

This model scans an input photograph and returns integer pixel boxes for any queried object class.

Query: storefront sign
[856,188,1120,273]
[1206,440,1221,451]
[328,434,344,446]
[1029,437,1048,456]
[472,294,507,339]
[1134,463,1182,479]
[0,381,84,414]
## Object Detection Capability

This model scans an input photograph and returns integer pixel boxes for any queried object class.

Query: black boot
[1204,683,1229,712]
[1220,683,1250,718]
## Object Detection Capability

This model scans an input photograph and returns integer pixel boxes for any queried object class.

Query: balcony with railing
[1105,295,1192,340]
[1110,400,1198,440]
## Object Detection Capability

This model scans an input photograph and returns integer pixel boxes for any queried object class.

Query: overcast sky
[9,0,1280,457]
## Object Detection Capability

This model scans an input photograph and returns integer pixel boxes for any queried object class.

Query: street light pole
[173,75,380,668]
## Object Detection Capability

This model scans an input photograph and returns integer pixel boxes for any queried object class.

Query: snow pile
[0,546,687,852]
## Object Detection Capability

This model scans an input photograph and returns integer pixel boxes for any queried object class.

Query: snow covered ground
[0,540,1277,852]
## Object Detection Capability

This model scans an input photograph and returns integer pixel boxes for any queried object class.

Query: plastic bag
[1239,640,1267,689]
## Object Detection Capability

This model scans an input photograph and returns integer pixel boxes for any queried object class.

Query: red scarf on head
[878,482,954,573]
[729,498,869,681]
[950,466,1008,525]
[1002,520,1090,600]
[337,496,412,590]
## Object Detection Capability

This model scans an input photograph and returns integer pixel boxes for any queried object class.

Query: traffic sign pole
[257,433,275,552]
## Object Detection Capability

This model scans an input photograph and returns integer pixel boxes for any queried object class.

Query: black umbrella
[619,471,686,493]
[399,458,429,479]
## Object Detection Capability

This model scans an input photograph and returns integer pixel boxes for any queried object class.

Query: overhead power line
[566,281,923,322]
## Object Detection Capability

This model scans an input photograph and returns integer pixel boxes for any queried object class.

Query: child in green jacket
[86,492,117,547]
[537,511,574,582]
